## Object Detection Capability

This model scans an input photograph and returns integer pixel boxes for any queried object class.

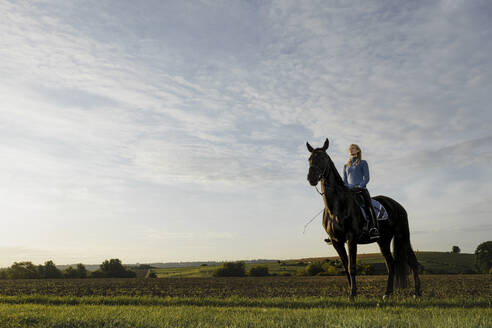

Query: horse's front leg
[347,238,358,298]
[331,241,350,286]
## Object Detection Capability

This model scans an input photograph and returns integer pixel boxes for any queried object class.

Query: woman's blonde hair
[346,144,362,167]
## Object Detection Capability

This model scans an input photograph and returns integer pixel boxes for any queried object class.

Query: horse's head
[306,138,330,186]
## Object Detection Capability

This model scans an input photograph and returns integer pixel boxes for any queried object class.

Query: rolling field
[0,275,490,327]
[150,251,477,277]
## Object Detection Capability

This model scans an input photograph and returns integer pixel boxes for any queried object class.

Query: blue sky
[0,0,491,266]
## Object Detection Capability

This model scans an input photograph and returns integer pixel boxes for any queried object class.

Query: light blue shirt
[343,157,370,189]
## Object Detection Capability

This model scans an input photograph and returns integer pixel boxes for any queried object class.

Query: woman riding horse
[307,138,421,299]
[343,144,379,238]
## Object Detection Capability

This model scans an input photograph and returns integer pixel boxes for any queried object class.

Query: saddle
[350,189,388,221]
[359,199,388,221]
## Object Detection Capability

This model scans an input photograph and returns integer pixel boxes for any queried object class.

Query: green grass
[414,251,475,274]
[0,274,489,327]
[0,296,489,328]
[0,295,491,308]
[152,261,301,277]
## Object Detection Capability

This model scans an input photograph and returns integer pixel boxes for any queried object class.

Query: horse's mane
[327,155,346,188]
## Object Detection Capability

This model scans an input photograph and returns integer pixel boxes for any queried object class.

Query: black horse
[306,138,421,299]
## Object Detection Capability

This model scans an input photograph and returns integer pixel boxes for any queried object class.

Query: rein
[313,163,339,196]
[304,163,337,233]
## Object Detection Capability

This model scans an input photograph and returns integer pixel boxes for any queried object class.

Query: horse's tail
[392,201,418,289]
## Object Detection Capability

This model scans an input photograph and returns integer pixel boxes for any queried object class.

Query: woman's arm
[343,164,348,185]
[360,160,370,188]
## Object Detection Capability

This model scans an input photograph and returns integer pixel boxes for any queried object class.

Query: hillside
[301,251,475,274]
[149,251,476,277]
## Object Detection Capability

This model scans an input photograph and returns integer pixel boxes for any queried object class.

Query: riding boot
[361,189,379,239]
[368,205,380,239]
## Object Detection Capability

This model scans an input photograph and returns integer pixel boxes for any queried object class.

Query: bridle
[313,165,327,196]
[309,155,337,196]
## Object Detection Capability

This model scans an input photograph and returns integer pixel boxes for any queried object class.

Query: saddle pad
[360,199,389,221]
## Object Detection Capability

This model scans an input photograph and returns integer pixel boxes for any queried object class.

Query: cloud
[0,1,491,264]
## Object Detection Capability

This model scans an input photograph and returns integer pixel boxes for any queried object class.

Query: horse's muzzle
[307,170,321,186]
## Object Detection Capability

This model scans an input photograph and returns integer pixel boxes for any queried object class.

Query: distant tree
[64,266,77,279]
[452,246,461,254]
[213,261,246,277]
[249,266,269,277]
[64,264,87,279]
[475,241,492,273]
[7,262,39,279]
[75,263,87,278]
[91,259,136,278]
[0,269,8,279]
[38,260,63,279]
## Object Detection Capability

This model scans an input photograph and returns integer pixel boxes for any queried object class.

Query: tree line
[0,259,136,279]
[1,241,490,279]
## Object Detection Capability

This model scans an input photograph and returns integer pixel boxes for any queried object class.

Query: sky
[0,0,491,266]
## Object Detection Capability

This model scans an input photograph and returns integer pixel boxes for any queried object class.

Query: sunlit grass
[0,300,490,328]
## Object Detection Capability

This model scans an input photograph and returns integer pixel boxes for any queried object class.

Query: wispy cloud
[0,1,490,264]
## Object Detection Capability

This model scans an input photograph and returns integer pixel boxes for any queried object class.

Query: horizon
[1,1,491,267]
[2,249,476,269]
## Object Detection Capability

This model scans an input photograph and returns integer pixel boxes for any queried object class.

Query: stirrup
[369,227,380,239]
[324,238,332,245]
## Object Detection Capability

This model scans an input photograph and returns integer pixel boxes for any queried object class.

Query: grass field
[0,297,490,328]
[0,275,490,327]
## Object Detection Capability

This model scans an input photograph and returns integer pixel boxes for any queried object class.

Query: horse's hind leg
[407,249,421,297]
[378,239,394,298]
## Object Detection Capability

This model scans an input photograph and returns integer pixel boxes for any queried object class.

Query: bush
[475,241,492,273]
[249,266,269,277]
[356,260,374,275]
[305,262,323,276]
[213,262,246,277]
[323,264,339,276]
[296,268,308,276]
[90,259,136,278]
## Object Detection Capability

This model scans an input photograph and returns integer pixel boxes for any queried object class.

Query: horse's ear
[306,142,314,153]
[321,138,329,151]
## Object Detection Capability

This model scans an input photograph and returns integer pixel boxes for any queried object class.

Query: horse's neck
[327,157,345,186]
[321,182,336,211]
[321,173,344,214]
